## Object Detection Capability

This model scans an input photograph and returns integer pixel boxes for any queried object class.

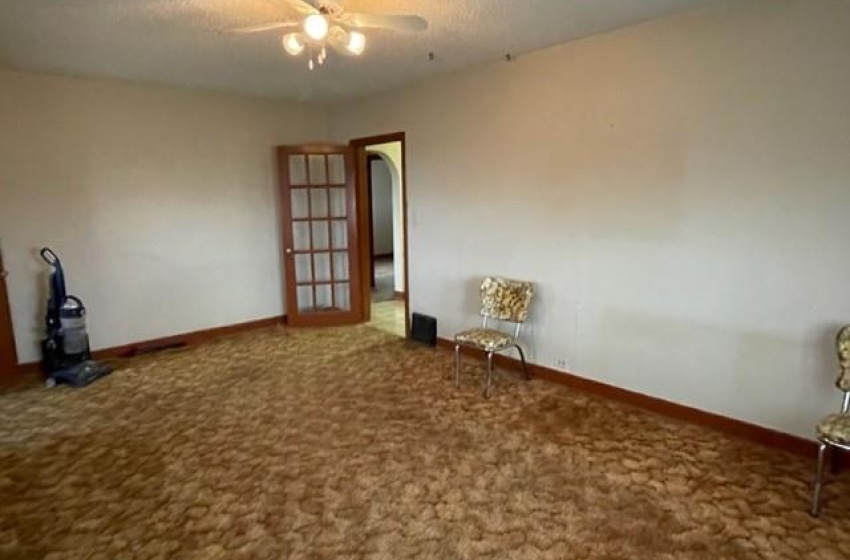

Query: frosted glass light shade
[283,33,305,55]
[304,14,329,40]
[347,31,366,55]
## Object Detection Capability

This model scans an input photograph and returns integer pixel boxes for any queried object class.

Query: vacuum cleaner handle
[40,247,60,266]
[63,295,84,309]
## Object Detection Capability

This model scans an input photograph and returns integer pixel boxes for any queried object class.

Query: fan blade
[327,27,352,56]
[327,26,366,56]
[338,13,427,32]
[226,21,301,33]
[280,0,320,17]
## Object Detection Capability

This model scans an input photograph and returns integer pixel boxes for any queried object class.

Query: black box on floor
[410,313,437,346]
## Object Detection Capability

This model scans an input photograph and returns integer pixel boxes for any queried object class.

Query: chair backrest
[479,277,534,324]
[837,325,850,412]
[837,326,850,389]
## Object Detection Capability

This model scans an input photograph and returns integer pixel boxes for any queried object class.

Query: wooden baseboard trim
[96,315,286,360]
[393,291,406,301]
[16,315,285,376]
[438,337,831,464]
[374,253,394,260]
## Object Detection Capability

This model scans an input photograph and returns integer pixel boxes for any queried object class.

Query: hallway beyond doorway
[369,300,405,337]
[372,256,395,302]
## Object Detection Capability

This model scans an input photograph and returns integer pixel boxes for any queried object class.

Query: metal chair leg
[454,343,461,387]
[811,441,829,517]
[484,351,494,398]
[515,345,530,380]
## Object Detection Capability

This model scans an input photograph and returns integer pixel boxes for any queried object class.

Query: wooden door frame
[366,154,378,288]
[349,132,410,337]
[0,248,18,382]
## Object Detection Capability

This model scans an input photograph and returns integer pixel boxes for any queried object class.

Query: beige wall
[329,0,850,438]
[0,70,327,363]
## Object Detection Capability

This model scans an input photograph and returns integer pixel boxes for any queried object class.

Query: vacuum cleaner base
[47,360,114,388]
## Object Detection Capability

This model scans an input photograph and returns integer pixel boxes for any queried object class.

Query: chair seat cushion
[817,413,850,444]
[455,328,515,352]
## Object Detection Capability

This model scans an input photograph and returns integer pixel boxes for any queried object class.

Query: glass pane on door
[291,189,309,219]
[332,252,349,281]
[314,253,331,283]
[331,220,347,250]
[297,285,313,312]
[328,154,346,185]
[293,222,311,251]
[310,189,328,218]
[294,254,312,283]
[334,283,351,311]
[329,188,346,218]
[308,155,327,185]
[289,155,307,185]
[316,284,333,310]
[312,221,329,250]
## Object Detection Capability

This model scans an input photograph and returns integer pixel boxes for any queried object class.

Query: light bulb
[282,33,304,56]
[347,31,366,55]
[304,14,329,41]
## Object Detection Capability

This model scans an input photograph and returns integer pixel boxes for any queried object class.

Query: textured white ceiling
[0,0,719,103]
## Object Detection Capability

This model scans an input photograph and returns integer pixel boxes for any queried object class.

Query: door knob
[285,248,293,255]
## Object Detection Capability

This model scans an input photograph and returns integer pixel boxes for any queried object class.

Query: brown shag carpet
[1,325,849,560]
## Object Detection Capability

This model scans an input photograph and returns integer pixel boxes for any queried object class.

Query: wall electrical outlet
[554,359,568,370]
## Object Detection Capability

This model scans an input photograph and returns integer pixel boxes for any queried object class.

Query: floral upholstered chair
[811,324,850,516]
[453,277,534,398]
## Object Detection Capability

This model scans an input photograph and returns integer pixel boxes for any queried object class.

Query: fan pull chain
[307,46,328,70]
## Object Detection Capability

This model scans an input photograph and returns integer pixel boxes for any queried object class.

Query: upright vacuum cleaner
[40,248,112,387]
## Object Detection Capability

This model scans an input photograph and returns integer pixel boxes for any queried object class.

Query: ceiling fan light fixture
[346,31,366,55]
[282,33,305,55]
[303,14,329,41]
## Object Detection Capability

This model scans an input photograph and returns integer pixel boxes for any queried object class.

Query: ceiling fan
[228,0,428,69]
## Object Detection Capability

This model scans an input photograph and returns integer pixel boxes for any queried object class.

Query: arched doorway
[350,133,409,337]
